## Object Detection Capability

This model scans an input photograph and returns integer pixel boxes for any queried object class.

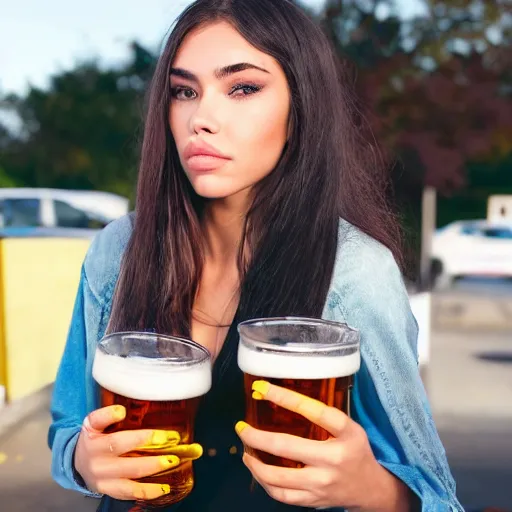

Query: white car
[431,220,512,287]
[0,188,129,229]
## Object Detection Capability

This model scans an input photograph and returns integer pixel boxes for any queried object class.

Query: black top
[98,320,309,512]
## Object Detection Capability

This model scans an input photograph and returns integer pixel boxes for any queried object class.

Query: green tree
[0,42,157,199]
[0,166,16,187]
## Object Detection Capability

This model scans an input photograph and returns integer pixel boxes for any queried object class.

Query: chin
[189,175,243,200]
[194,189,234,199]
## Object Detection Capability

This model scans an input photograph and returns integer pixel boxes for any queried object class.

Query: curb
[432,294,512,331]
[0,384,52,440]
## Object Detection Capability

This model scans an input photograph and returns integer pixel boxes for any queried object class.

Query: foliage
[0,1,510,229]
[302,0,512,192]
[0,43,157,200]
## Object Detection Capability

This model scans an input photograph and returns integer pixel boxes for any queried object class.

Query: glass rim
[98,331,211,366]
[237,316,360,354]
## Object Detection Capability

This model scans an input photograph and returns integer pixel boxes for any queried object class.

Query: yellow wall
[0,237,90,401]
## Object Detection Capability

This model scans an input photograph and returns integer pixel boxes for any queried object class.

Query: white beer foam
[93,349,212,401]
[238,343,360,379]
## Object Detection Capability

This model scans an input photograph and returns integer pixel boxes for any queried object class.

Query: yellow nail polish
[252,380,270,397]
[113,405,126,421]
[150,431,168,446]
[138,430,181,451]
[160,455,180,468]
[252,391,264,400]
[235,421,249,436]
[161,484,171,495]
[191,443,203,458]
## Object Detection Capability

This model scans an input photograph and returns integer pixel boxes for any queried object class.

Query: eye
[229,83,263,98]
[171,86,197,101]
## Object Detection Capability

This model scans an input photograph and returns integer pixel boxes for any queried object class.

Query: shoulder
[329,219,417,349]
[332,218,404,290]
[83,212,134,305]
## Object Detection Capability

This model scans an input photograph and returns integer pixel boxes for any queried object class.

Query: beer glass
[237,317,360,468]
[92,332,211,508]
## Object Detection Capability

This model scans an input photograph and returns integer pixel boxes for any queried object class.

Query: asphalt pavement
[428,329,512,510]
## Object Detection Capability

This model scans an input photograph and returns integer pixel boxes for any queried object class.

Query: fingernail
[192,443,203,458]
[252,391,264,400]
[252,380,270,397]
[235,421,249,436]
[148,430,180,446]
[150,431,168,446]
[160,455,180,468]
[161,484,171,495]
[113,405,126,421]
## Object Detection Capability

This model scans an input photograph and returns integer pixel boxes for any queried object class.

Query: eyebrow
[170,62,270,82]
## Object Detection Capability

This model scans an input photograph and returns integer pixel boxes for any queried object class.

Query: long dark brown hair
[108,0,402,336]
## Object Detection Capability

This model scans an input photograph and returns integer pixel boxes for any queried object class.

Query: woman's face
[169,21,291,202]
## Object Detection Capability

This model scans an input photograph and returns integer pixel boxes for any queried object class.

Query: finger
[95,455,181,480]
[257,480,316,508]
[242,452,316,490]
[97,479,171,501]
[94,430,181,457]
[252,380,349,437]
[133,430,181,451]
[235,421,328,466]
[85,405,126,435]
[130,443,203,462]
[164,443,203,461]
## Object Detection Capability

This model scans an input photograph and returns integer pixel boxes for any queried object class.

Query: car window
[54,200,108,229]
[460,225,481,236]
[481,227,512,239]
[54,200,93,228]
[1,198,40,227]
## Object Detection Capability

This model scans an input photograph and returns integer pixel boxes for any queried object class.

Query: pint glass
[237,317,360,468]
[92,332,211,507]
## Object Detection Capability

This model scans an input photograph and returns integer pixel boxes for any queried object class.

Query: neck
[202,191,249,267]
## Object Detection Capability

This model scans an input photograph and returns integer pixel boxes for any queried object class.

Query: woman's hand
[74,405,203,501]
[235,381,413,512]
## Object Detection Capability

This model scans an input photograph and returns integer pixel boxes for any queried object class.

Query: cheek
[235,98,289,166]
[169,107,189,151]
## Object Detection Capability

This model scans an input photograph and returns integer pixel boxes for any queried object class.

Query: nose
[190,96,221,135]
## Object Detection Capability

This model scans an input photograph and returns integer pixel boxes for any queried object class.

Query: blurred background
[0,0,511,510]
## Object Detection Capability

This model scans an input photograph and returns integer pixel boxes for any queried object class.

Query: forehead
[172,21,278,74]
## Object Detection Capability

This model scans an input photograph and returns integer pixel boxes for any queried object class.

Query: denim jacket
[48,214,463,511]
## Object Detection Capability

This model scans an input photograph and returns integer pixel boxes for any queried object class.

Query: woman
[49,0,463,510]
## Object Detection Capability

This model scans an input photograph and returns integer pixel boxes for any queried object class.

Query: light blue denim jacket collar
[49,214,463,511]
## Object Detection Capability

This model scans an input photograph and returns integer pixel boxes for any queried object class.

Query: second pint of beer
[237,317,360,468]
[92,332,211,508]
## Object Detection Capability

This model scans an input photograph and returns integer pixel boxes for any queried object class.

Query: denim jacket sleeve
[48,215,133,496]
[324,221,463,511]
[47,266,103,497]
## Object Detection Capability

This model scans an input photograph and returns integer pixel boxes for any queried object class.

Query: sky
[0,0,427,96]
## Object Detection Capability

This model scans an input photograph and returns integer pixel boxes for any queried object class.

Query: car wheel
[435,273,456,291]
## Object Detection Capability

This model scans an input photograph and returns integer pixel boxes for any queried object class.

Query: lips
[183,139,231,173]
[184,139,230,160]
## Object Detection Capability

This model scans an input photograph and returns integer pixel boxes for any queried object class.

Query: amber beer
[92,332,211,508]
[237,318,360,468]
